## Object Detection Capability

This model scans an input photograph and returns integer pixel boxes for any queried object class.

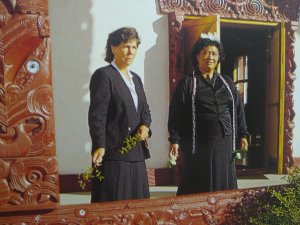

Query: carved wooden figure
[0,0,59,212]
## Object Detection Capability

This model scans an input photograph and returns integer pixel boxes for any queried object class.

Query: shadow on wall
[144,16,170,168]
[49,0,93,173]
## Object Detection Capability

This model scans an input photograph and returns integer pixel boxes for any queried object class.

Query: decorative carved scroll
[159,0,300,173]
[158,0,300,22]
[0,0,59,211]
[284,21,298,173]
[0,186,275,224]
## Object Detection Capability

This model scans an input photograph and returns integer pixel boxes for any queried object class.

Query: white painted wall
[49,0,169,174]
[49,1,300,175]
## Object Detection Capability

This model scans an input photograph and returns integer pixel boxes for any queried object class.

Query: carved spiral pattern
[6,84,22,105]
[10,160,25,176]
[245,0,265,16]
[10,161,29,192]
[26,183,41,196]
[27,170,43,183]
[42,131,55,151]
[282,4,298,20]
[10,159,49,192]
[206,0,227,12]
[134,213,152,224]
[0,159,10,178]
[167,0,184,9]
[28,86,53,117]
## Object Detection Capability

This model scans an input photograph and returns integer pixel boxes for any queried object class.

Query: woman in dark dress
[168,34,248,195]
[88,27,151,202]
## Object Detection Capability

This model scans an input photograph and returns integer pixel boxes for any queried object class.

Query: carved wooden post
[0,0,59,212]
[284,21,298,173]
[168,12,185,97]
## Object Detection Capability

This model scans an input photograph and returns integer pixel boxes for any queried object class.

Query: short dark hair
[190,38,225,70]
[104,27,141,63]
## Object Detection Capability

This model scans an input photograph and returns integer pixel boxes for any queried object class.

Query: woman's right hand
[169,143,179,158]
[92,148,105,166]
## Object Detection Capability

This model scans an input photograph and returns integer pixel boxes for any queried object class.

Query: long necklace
[191,71,197,154]
[218,74,236,152]
[191,72,236,154]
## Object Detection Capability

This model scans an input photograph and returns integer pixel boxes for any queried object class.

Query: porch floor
[60,173,287,205]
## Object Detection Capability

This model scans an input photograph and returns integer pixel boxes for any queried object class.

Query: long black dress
[168,71,248,194]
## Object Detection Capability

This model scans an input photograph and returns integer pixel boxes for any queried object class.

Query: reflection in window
[233,55,248,105]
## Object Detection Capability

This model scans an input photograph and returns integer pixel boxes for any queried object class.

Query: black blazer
[88,65,151,161]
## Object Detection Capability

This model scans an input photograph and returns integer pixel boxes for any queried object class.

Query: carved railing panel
[159,0,300,173]
[0,187,272,224]
[0,0,59,211]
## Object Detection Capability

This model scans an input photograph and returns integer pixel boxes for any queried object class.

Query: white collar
[111,61,133,78]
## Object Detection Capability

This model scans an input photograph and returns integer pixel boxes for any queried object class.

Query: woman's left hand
[137,125,149,141]
[240,137,248,151]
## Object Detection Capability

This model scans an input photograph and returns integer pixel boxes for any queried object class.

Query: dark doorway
[221,26,268,170]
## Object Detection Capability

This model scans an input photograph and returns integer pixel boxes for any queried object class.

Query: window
[233,55,248,105]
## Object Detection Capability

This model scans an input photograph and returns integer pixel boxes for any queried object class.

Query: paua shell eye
[26,60,40,74]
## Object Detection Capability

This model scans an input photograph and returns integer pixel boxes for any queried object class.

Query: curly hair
[104,27,141,63]
[190,38,225,70]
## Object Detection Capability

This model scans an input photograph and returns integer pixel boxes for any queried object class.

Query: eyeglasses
[200,51,219,58]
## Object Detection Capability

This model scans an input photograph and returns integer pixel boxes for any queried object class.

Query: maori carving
[168,12,185,96]
[0,0,58,211]
[283,21,298,173]
[0,186,284,224]
[159,0,300,22]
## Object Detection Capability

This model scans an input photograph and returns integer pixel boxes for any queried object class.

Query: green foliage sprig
[248,167,300,225]
[167,155,177,168]
[78,166,104,190]
[120,134,140,155]
[222,167,300,225]
[232,148,247,160]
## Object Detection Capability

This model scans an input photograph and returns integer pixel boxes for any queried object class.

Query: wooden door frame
[158,0,300,173]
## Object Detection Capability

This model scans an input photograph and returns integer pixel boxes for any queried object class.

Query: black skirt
[91,160,150,202]
[177,133,237,195]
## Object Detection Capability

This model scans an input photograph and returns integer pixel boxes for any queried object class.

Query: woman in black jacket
[88,27,151,202]
[168,34,248,194]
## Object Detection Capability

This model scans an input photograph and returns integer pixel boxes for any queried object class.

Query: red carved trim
[158,0,300,22]
[284,21,299,173]
[0,0,58,212]
[0,186,286,224]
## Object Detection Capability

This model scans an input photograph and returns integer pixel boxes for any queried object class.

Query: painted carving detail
[0,0,58,211]
[159,0,300,22]
[284,22,297,172]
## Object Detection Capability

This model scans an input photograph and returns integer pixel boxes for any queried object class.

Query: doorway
[221,26,268,170]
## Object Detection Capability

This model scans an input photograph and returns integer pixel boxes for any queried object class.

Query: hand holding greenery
[78,166,104,190]
[233,147,247,160]
[167,155,177,168]
[120,133,140,155]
